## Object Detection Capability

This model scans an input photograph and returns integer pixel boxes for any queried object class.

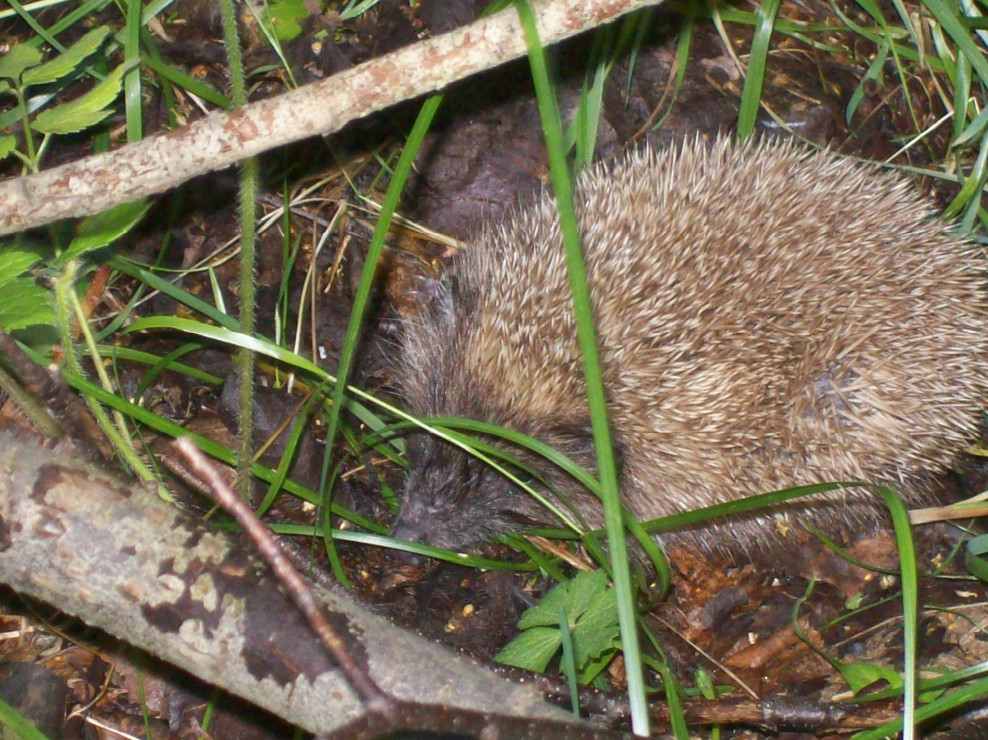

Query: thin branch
[174,437,396,718]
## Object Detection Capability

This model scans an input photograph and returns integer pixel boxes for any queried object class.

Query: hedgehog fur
[392,136,988,556]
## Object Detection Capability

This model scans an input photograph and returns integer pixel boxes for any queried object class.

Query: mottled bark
[0,433,579,735]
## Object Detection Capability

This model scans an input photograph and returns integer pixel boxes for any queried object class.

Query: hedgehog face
[391,433,545,554]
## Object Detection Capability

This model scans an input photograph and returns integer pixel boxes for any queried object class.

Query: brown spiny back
[393,136,988,554]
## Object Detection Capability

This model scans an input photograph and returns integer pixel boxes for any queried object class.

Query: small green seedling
[495,568,621,685]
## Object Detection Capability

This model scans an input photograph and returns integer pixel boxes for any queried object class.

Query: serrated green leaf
[0,244,46,284]
[0,44,43,83]
[518,569,610,629]
[494,627,561,672]
[516,585,567,628]
[0,135,16,161]
[36,106,114,135]
[566,568,611,617]
[579,646,618,685]
[578,584,619,629]
[58,199,150,264]
[22,26,111,87]
[32,63,125,135]
[0,277,55,331]
[506,569,619,677]
[571,587,619,667]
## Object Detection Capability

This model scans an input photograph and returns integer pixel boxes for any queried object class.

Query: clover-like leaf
[494,627,561,673]
[517,568,610,629]
[497,569,620,680]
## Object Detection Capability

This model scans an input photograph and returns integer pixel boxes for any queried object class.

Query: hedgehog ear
[415,274,456,327]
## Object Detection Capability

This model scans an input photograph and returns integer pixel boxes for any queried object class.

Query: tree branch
[0,0,662,236]
[0,432,594,735]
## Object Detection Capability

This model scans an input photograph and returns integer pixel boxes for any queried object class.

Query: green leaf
[21,25,111,87]
[0,44,43,83]
[58,199,150,264]
[36,105,114,135]
[695,667,716,699]
[840,661,903,695]
[0,277,55,332]
[32,63,126,135]
[518,569,610,629]
[500,569,620,677]
[262,0,310,42]
[141,56,231,109]
[494,627,561,672]
[954,103,988,148]
[846,38,888,125]
[945,127,988,220]
[571,586,619,667]
[579,646,618,685]
[0,134,17,160]
[966,533,988,582]
[0,243,46,283]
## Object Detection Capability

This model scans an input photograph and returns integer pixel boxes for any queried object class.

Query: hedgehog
[391,136,988,557]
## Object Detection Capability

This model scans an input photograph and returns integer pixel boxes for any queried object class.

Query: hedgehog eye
[512,467,535,484]
[506,510,543,527]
